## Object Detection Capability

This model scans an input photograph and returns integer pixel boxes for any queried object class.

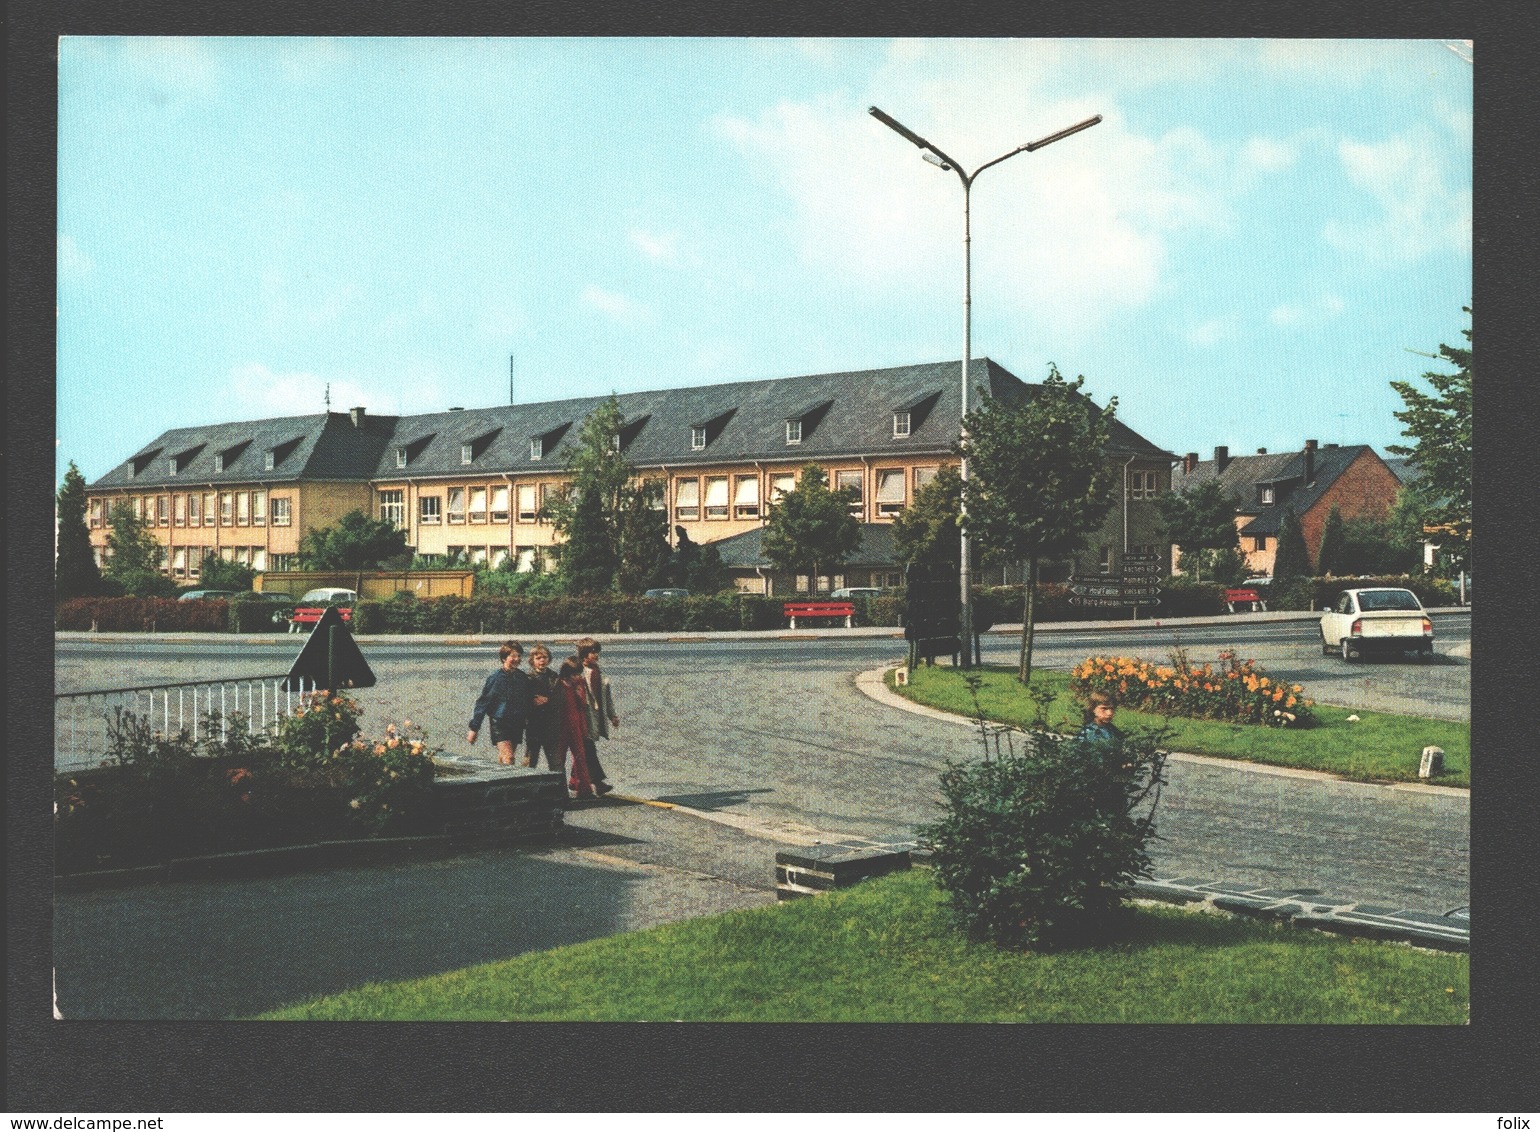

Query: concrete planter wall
[429,757,566,845]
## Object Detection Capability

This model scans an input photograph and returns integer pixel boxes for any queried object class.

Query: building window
[236,492,251,525]
[264,450,276,471]
[461,444,474,465]
[468,486,488,523]
[270,553,294,572]
[187,493,201,526]
[836,470,863,518]
[168,457,179,476]
[270,497,291,526]
[252,491,265,526]
[515,546,537,573]
[1253,536,1268,552]
[213,454,224,473]
[448,487,466,524]
[395,448,408,469]
[1099,546,1113,574]
[446,545,466,565]
[174,493,188,526]
[202,492,216,526]
[875,468,906,516]
[893,411,911,438]
[675,477,700,521]
[491,484,509,523]
[131,497,144,520]
[1129,470,1159,500]
[88,499,103,527]
[786,419,802,445]
[1261,487,1275,505]
[704,476,730,520]
[188,554,201,578]
[470,546,488,566]
[770,473,796,507]
[379,489,405,529]
[691,427,707,451]
[252,548,267,571]
[516,484,538,523]
[530,437,543,461]
[913,466,939,493]
[172,548,188,577]
[419,496,442,524]
[734,475,760,519]
[157,496,170,526]
[220,493,233,525]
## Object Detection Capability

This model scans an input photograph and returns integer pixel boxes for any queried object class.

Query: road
[55,614,1470,912]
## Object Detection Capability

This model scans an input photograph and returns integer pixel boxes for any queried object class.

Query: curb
[854,666,1469,797]
[1131,876,1469,952]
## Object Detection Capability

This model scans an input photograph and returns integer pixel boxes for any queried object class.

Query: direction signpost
[1068,553,1164,615]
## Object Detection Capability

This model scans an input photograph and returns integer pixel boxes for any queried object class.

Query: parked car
[643,588,691,599]
[176,589,236,602]
[1319,587,1433,662]
[830,587,884,599]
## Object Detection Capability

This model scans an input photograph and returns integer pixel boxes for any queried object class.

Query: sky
[56,37,1472,486]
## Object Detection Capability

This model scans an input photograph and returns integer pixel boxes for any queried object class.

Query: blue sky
[56,37,1471,485]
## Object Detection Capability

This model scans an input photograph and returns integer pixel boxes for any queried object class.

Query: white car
[829,587,883,599]
[1319,587,1434,662]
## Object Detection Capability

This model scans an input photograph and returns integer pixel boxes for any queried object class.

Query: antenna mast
[509,355,514,406]
[324,383,331,411]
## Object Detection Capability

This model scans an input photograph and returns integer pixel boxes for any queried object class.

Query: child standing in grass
[1077,691,1124,744]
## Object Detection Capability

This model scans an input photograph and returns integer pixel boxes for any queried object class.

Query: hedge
[55,596,230,632]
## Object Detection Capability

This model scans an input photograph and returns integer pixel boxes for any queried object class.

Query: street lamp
[870,105,1101,666]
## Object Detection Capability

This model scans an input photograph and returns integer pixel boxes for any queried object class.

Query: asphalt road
[54,615,1470,913]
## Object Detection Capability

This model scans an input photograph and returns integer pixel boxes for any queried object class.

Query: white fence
[54,676,322,772]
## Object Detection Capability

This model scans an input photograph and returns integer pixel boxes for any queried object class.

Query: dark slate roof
[89,358,1175,489]
[1172,444,1385,538]
[710,522,900,570]
[88,411,400,489]
[1383,456,1425,487]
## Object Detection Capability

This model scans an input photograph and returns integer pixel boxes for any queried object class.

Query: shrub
[54,596,229,632]
[918,678,1168,950]
[1069,647,1314,728]
[229,594,284,632]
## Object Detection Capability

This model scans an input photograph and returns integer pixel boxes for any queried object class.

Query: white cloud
[581,284,654,326]
[1186,319,1228,347]
[225,361,450,419]
[1242,136,1298,172]
[119,37,220,96]
[1271,293,1346,328]
[1268,304,1304,327]
[1324,128,1471,262]
[629,228,680,266]
[58,233,95,280]
[476,300,531,340]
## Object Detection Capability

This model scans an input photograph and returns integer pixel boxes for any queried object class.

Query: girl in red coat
[553,657,595,798]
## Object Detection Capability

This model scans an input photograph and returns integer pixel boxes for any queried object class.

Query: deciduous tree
[1157,478,1238,584]
[104,501,175,597]
[961,365,1119,683]
[760,463,862,592]
[892,464,963,570]
[297,510,410,570]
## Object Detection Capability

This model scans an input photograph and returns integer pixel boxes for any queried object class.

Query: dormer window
[213,454,224,473]
[786,419,803,445]
[1262,487,1275,505]
[611,434,621,453]
[893,411,911,438]
[396,448,408,469]
[461,443,474,465]
[168,458,179,475]
[691,426,707,451]
[264,450,276,471]
[530,437,543,461]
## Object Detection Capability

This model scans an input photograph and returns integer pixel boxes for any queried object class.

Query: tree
[892,464,963,570]
[56,462,101,599]
[297,509,410,570]
[104,501,175,597]
[961,364,1119,683]
[685,540,734,594]
[1156,478,1238,583]
[760,463,862,592]
[198,553,256,592]
[1389,309,1471,570]
[1316,506,1347,576]
[615,478,673,594]
[1271,506,1312,585]
[541,395,659,594]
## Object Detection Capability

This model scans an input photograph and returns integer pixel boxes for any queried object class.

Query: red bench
[289,605,354,627]
[1223,588,1267,613]
[784,601,855,628]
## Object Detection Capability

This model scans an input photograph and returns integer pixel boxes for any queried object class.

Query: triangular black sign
[284,605,376,691]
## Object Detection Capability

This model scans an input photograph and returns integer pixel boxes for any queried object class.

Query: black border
[11,0,1537,1113]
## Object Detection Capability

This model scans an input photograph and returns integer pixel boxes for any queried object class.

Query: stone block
[774,843,910,900]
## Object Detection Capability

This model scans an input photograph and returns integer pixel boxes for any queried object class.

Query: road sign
[1070,595,1161,608]
[1069,582,1162,599]
[1121,563,1164,576]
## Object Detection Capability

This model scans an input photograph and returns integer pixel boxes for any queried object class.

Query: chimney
[1214,445,1230,473]
[1304,438,1317,483]
[1324,442,1338,449]
[349,406,366,429]
[1184,452,1198,474]
[1256,447,1267,454]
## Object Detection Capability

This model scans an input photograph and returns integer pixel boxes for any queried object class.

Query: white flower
[349,798,362,809]
[1347,714,1360,722]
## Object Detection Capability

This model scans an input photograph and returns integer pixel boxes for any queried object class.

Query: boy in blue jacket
[467,640,533,765]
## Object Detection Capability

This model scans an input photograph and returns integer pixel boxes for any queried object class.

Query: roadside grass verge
[257,869,1468,1023]
[889,666,1469,788]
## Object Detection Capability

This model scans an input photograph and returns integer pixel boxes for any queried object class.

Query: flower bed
[55,693,442,874]
[1070,648,1314,728]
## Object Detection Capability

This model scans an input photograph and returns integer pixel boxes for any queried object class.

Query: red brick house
[1171,440,1404,576]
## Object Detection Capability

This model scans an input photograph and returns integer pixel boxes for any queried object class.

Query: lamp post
[870,106,1101,666]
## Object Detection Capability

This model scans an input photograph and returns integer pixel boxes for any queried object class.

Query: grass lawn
[257,868,1468,1023]
[890,665,1470,788]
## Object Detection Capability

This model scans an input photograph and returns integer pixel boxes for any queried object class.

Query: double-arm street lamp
[870,105,1101,666]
